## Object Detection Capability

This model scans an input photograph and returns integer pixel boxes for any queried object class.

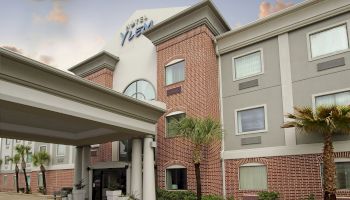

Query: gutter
[214,38,226,199]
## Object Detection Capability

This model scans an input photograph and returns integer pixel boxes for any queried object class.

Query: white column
[131,139,142,199]
[143,135,156,200]
[74,146,83,187]
[278,33,296,146]
[82,145,91,199]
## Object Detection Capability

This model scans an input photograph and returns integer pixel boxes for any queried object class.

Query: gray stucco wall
[221,37,286,151]
[289,12,350,144]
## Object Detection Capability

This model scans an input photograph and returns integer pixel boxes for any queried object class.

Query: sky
[0,0,303,70]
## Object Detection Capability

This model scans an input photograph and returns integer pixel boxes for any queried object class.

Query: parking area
[0,192,52,200]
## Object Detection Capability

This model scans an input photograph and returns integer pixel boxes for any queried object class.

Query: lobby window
[321,162,350,189]
[315,90,350,107]
[165,59,185,85]
[166,112,186,137]
[166,166,187,190]
[39,145,47,152]
[309,24,349,59]
[233,50,263,80]
[56,145,65,157]
[235,105,267,135]
[124,80,155,101]
[239,164,267,190]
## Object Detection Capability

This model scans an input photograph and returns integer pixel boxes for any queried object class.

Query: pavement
[0,192,53,200]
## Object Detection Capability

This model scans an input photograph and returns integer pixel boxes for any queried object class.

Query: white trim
[166,164,186,169]
[165,59,185,67]
[311,87,350,109]
[335,158,350,163]
[223,140,350,160]
[234,104,268,135]
[166,111,185,117]
[306,20,350,61]
[278,33,296,146]
[232,48,264,81]
[240,162,265,167]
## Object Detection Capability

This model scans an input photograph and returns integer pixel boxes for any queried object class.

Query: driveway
[0,192,52,200]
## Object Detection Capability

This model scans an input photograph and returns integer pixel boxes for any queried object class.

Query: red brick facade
[225,152,350,200]
[0,169,73,194]
[155,25,222,195]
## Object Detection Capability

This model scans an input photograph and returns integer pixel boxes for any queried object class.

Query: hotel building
[1,0,350,199]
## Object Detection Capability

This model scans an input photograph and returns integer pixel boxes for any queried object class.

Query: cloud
[259,0,294,18]
[39,55,54,65]
[2,46,23,54]
[47,1,68,24]
[33,0,69,24]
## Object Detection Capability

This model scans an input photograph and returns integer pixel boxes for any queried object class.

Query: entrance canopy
[0,48,166,146]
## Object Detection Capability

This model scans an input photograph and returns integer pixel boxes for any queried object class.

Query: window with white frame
[3,175,8,186]
[233,50,263,80]
[39,146,47,152]
[166,166,187,190]
[5,139,10,145]
[309,24,349,59]
[123,80,156,101]
[38,173,44,187]
[236,105,267,134]
[315,90,350,107]
[166,112,186,137]
[239,164,267,190]
[321,162,350,189]
[165,60,185,85]
[56,145,65,157]
[4,156,9,165]
[26,152,32,163]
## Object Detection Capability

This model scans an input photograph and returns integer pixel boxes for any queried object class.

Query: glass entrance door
[92,168,127,200]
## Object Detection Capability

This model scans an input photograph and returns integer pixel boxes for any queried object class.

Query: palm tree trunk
[41,165,47,195]
[195,163,202,200]
[15,166,19,193]
[22,161,30,194]
[323,132,336,200]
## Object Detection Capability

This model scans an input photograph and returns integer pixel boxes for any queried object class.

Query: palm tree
[282,105,350,200]
[170,116,222,200]
[8,154,21,193]
[0,158,2,171]
[15,144,32,194]
[32,151,50,194]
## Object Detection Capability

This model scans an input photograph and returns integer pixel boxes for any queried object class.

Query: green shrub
[156,189,231,200]
[304,194,315,200]
[202,195,225,200]
[258,191,279,200]
[156,189,196,200]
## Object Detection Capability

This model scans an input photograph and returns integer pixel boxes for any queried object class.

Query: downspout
[214,38,226,199]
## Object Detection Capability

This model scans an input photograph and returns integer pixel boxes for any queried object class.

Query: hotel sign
[120,15,154,46]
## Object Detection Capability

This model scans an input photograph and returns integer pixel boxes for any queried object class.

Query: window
[236,105,267,135]
[4,156,9,165]
[13,176,17,189]
[38,173,44,187]
[56,145,65,157]
[16,140,21,143]
[315,90,350,107]
[124,80,156,101]
[119,140,129,162]
[166,112,186,137]
[5,139,10,145]
[27,176,31,187]
[239,164,267,190]
[166,167,187,190]
[165,60,185,85]
[321,162,350,189]
[26,152,32,163]
[309,24,349,59]
[3,175,8,185]
[233,50,263,80]
[39,146,47,152]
